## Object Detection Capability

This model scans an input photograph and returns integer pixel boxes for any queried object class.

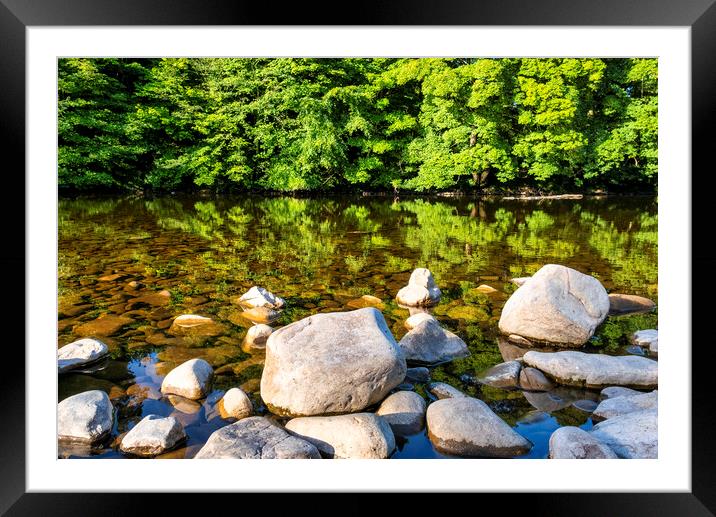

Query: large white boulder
[260,308,406,417]
[498,264,610,346]
[590,409,658,458]
[119,415,185,456]
[396,268,441,307]
[548,426,617,459]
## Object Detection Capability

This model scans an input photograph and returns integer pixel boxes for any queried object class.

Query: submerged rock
[57,338,109,373]
[160,358,214,400]
[519,367,554,392]
[548,426,617,459]
[395,268,441,307]
[236,286,286,310]
[590,409,657,458]
[428,382,468,400]
[632,329,658,356]
[260,308,406,417]
[608,294,656,315]
[242,324,273,351]
[498,264,610,346]
[522,350,658,389]
[477,361,522,388]
[57,390,113,444]
[475,284,498,294]
[219,388,254,420]
[346,295,385,310]
[600,386,643,400]
[168,314,225,337]
[237,306,281,325]
[120,415,185,457]
[426,398,532,457]
[74,315,134,337]
[592,390,657,421]
[195,417,320,459]
[376,391,426,436]
[285,413,395,459]
[398,319,469,365]
[404,312,436,330]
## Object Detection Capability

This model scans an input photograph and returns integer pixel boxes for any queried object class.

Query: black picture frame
[2,0,714,514]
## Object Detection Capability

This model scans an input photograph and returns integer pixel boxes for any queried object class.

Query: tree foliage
[58,57,658,192]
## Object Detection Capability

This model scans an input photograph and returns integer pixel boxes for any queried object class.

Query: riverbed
[57,194,658,459]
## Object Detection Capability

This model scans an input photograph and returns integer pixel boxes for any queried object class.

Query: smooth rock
[475,284,497,293]
[57,390,113,444]
[522,386,599,412]
[243,324,273,351]
[168,314,225,337]
[572,399,598,412]
[519,367,554,391]
[522,351,658,389]
[120,415,185,456]
[404,312,436,330]
[74,315,133,337]
[236,286,286,310]
[160,358,214,400]
[220,388,253,420]
[632,329,658,356]
[405,366,430,383]
[477,361,521,388]
[395,268,441,307]
[608,294,656,315]
[510,277,530,286]
[548,426,617,459]
[426,398,532,457]
[260,307,406,416]
[600,386,643,399]
[346,295,385,310]
[398,319,469,364]
[592,390,658,421]
[428,382,468,399]
[238,306,281,324]
[498,264,610,346]
[194,417,321,459]
[590,409,658,458]
[57,338,109,373]
[285,413,395,459]
[376,391,426,435]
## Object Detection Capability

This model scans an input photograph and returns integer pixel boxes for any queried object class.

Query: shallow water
[57,194,657,459]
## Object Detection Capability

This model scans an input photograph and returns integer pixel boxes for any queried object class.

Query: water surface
[58,195,658,459]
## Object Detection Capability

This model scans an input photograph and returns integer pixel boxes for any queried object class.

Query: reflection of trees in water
[58,196,658,297]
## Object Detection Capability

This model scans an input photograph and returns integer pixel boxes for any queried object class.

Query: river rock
[160,358,214,400]
[519,367,554,391]
[510,277,530,286]
[600,386,643,399]
[477,361,521,388]
[238,306,281,324]
[236,286,286,310]
[405,366,430,383]
[590,409,657,458]
[219,388,253,420]
[522,350,658,389]
[522,386,598,412]
[346,295,385,309]
[57,338,109,373]
[57,390,113,444]
[194,417,321,459]
[119,415,185,456]
[592,390,658,421]
[498,264,610,346]
[608,294,656,315]
[404,312,436,330]
[168,314,225,337]
[395,268,441,307]
[398,319,469,364]
[572,399,598,412]
[548,426,617,459]
[74,314,134,337]
[475,284,497,293]
[285,413,395,459]
[243,324,273,351]
[260,307,406,416]
[428,382,468,399]
[632,329,658,356]
[426,398,532,457]
[376,391,426,435]
[125,290,171,309]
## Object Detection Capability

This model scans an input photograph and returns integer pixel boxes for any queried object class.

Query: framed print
[2,0,715,514]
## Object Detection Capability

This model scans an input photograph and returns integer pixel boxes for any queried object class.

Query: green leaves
[58,57,657,192]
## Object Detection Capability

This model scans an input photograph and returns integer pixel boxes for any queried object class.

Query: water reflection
[58,195,657,459]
